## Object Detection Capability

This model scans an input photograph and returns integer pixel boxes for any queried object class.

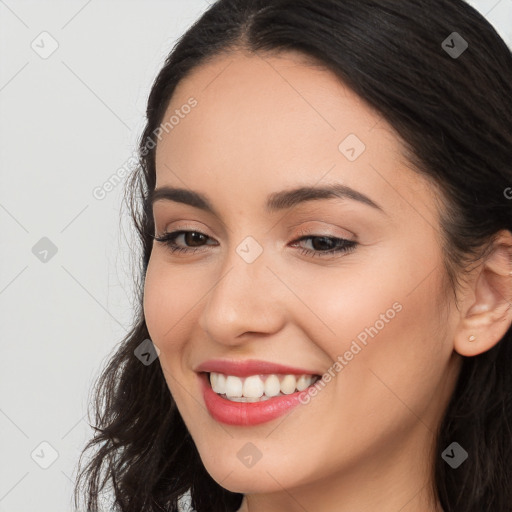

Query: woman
[74,0,512,511]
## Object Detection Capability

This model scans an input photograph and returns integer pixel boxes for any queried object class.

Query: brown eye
[183,231,208,246]
[290,235,357,258]
[152,230,218,254]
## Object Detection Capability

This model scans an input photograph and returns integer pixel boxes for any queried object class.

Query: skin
[143,49,512,512]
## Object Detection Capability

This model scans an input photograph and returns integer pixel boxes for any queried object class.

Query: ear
[453,230,512,357]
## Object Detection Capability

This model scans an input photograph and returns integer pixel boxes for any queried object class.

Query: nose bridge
[198,235,283,342]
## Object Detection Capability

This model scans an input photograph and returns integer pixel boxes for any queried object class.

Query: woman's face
[143,50,462,500]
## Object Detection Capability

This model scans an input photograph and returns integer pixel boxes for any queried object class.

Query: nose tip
[197,258,284,347]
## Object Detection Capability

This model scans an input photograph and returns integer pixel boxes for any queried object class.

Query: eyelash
[151,229,358,258]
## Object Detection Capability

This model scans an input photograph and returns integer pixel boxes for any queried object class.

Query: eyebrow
[148,184,385,216]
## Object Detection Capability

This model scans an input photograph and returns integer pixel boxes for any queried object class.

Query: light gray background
[0,1,510,510]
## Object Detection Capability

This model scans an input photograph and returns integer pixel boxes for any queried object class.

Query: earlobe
[453,230,512,357]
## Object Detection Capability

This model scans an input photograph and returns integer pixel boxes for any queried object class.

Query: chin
[196,448,310,494]
[208,467,295,494]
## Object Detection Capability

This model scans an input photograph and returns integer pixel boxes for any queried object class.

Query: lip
[194,358,321,377]
[199,372,314,426]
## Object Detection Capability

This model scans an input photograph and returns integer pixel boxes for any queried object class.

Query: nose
[197,246,286,346]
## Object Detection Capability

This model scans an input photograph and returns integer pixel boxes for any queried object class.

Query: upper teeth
[209,372,317,399]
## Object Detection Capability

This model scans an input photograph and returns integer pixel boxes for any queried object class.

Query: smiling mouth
[204,371,322,402]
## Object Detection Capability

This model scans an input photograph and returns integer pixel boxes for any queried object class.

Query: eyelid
[152,205,227,237]
[157,220,213,236]
[293,224,356,242]
[156,220,356,243]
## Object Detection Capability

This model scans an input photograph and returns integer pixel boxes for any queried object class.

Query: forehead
[154,49,434,217]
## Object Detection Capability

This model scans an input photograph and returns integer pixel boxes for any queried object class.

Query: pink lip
[194,358,320,377]
[199,372,311,426]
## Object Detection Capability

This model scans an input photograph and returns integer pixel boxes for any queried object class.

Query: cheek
[281,259,408,354]
[143,257,200,349]
[288,247,450,416]
[142,258,203,412]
